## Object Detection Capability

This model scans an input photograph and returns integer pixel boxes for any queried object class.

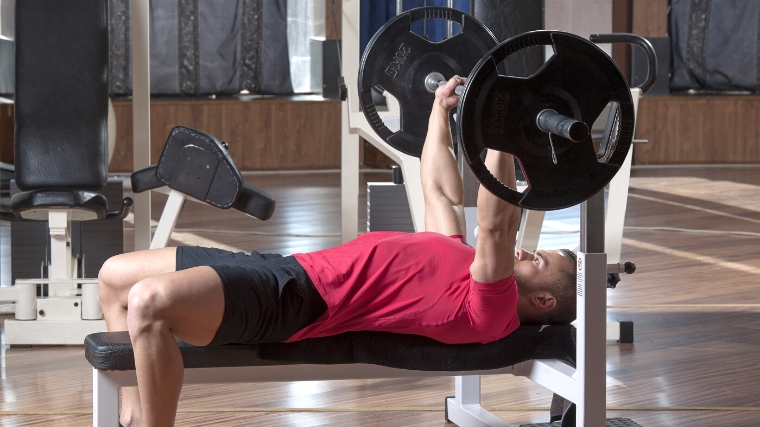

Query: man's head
[513,248,577,325]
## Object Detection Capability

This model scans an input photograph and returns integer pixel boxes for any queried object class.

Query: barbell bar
[425,74,589,144]
[536,109,590,143]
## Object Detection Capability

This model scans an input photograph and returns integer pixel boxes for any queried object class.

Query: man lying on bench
[97,77,578,427]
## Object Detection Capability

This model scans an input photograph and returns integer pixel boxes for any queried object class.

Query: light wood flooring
[1,166,760,426]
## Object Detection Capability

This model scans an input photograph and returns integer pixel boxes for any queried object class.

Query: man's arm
[420,76,466,236]
[470,150,521,283]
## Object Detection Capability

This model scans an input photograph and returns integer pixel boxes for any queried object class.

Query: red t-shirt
[288,231,520,344]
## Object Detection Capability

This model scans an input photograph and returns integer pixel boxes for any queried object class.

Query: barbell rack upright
[575,190,608,426]
[131,0,152,252]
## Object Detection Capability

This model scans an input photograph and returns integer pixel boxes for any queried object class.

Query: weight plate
[458,31,634,210]
[358,7,498,158]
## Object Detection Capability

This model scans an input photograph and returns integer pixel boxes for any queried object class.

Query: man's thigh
[101,247,178,296]
[133,265,225,347]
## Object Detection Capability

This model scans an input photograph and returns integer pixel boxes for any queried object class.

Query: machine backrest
[14,0,109,191]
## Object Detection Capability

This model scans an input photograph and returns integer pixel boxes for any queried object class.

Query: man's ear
[530,292,556,311]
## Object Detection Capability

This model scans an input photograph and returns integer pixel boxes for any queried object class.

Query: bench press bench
[84,124,579,426]
[81,121,642,426]
[85,325,576,426]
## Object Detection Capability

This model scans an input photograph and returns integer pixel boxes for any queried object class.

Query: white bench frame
[93,364,536,426]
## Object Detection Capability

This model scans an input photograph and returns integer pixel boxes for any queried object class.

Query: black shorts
[176,246,327,346]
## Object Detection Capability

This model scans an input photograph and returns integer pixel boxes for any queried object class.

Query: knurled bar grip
[424,72,464,95]
[439,82,465,96]
[535,109,589,142]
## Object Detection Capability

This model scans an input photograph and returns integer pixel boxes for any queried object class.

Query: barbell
[358,7,654,211]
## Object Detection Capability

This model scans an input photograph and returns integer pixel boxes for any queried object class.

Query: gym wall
[108,97,341,172]
[7,1,760,168]
[621,0,760,164]
[108,0,293,96]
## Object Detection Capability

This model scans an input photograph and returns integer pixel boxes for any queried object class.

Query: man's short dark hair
[546,249,577,324]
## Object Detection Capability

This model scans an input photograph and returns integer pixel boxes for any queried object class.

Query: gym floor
[1,166,759,426]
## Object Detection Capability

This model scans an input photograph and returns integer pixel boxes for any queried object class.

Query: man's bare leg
[126,266,225,427]
[98,248,178,427]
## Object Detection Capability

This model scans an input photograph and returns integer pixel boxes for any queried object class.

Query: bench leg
[92,368,119,427]
[446,375,512,427]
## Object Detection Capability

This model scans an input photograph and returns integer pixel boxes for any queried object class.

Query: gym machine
[129,126,275,251]
[0,0,274,345]
[0,123,274,347]
[0,0,131,345]
[342,4,653,425]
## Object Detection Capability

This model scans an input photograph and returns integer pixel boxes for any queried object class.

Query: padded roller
[233,184,276,220]
[130,166,162,194]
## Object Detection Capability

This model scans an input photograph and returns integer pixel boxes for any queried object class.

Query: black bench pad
[85,325,575,372]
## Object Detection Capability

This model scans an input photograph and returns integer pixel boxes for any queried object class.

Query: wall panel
[635,96,760,164]
[110,97,341,172]
[632,0,668,37]
[0,103,12,164]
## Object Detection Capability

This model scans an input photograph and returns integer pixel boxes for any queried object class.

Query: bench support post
[93,368,120,427]
[445,375,513,427]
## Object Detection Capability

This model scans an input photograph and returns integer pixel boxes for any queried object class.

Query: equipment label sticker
[489,92,509,134]
[385,43,411,78]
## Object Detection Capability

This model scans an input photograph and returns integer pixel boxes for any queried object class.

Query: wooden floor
[2,166,760,426]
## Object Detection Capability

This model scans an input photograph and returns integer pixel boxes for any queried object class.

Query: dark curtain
[360,0,470,57]
[471,0,544,77]
[259,0,293,94]
[109,0,292,97]
[670,0,760,93]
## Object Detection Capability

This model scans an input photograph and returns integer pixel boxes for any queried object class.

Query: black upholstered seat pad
[11,190,108,218]
[85,325,575,372]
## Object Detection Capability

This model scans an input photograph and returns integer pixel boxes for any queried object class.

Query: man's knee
[98,254,131,302]
[126,278,170,335]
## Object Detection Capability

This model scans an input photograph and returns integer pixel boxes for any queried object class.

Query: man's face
[513,248,574,294]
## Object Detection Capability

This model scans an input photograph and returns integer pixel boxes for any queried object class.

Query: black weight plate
[359,7,498,158]
[458,31,634,210]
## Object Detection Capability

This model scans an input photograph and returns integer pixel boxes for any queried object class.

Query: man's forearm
[420,77,467,235]
[424,104,454,153]
[420,104,463,205]
[476,150,520,232]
